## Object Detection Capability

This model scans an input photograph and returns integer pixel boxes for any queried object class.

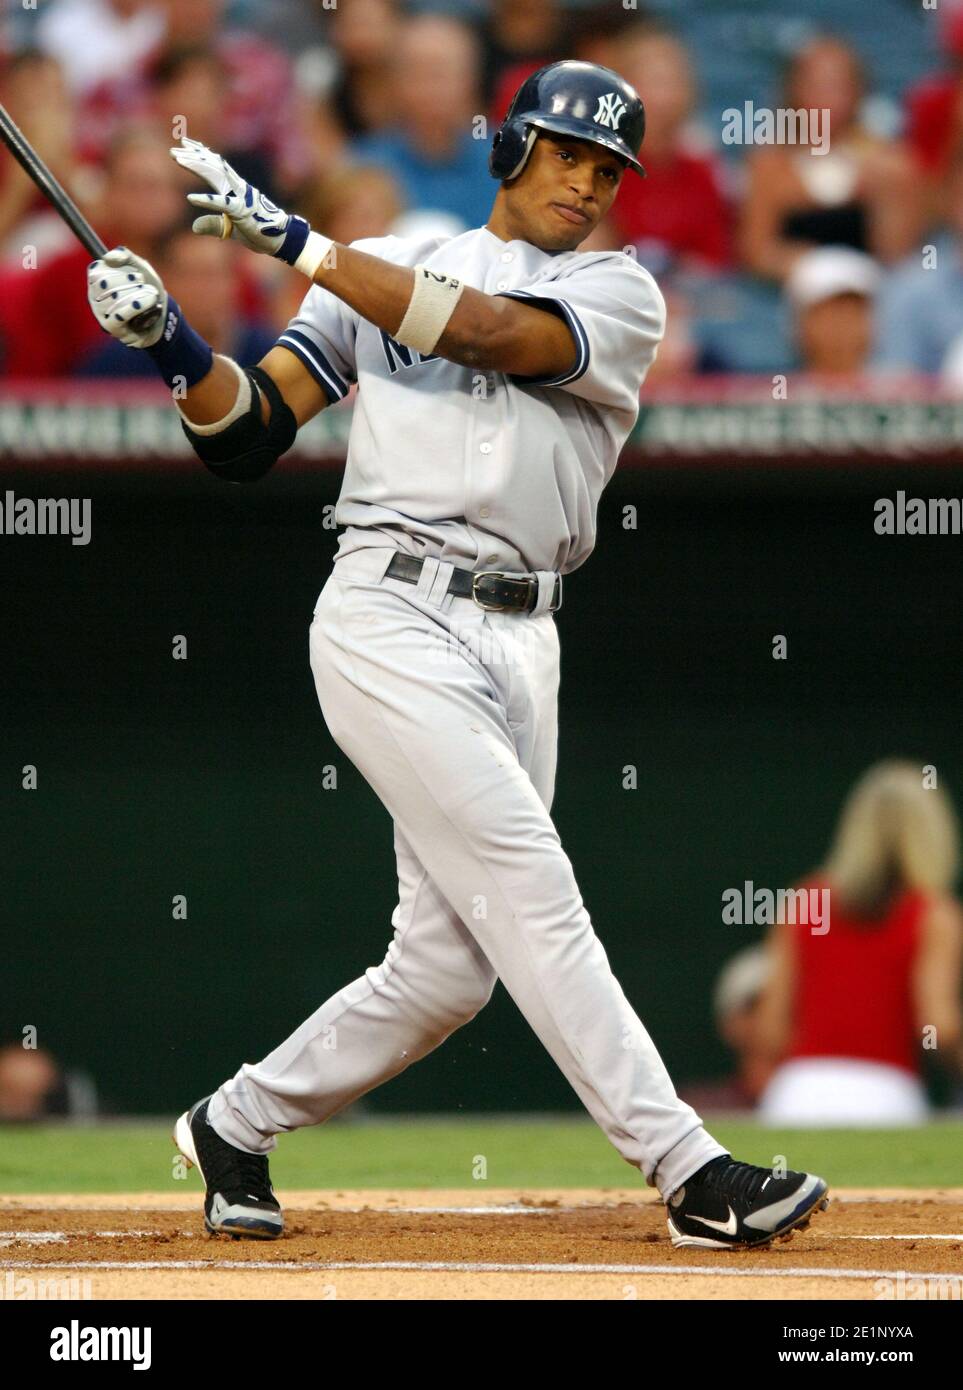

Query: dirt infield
[2,1188,962,1300]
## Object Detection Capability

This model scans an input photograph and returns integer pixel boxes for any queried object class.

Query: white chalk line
[367,1205,555,1214]
[0,1209,573,1246]
[2,1258,962,1281]
[0,1232,166,1246]
[842,1234,963,1242]
[0,1193,954,1216]
[5,1230,959,1245]
[0,1203,560,1217]
[0,1233,66,1245]
[3,1221,961,1249]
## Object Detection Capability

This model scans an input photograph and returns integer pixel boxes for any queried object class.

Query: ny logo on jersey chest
[379,330,439,374]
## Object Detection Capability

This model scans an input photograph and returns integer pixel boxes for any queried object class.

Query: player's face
[498,135,625,251]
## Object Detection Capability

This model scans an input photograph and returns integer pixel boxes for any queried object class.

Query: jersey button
[479,442,493,454]
[496,279,508,290]
[500,251,514,263]
[487,554,498,565]
[479,506,490,518]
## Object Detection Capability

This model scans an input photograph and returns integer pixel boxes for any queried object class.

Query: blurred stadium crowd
[1,0,963,383]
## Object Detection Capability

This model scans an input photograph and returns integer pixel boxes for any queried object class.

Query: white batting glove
[169,137,332,277]
[86,247,168,348]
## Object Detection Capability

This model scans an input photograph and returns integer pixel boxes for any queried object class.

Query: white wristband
[294,230,335,280]
[175,355,252,434]
[395,266,465,355]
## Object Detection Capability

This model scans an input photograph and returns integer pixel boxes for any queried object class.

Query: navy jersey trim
[275,328,352,401]
[495,290,590,388]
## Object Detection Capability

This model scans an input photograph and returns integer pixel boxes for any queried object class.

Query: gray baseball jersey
[275,227,665,575]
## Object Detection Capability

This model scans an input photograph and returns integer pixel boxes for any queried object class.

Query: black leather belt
[385,552,562,613]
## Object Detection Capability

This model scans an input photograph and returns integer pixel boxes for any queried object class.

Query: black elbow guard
[182,366,298,483]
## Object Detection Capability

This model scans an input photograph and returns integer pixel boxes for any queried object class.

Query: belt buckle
[471,570,532,612]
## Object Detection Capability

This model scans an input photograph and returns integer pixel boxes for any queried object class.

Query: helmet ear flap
[489,122,537,181]
[488,128,507,179]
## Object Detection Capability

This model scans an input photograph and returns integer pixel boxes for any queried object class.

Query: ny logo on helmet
[594,92,627,130]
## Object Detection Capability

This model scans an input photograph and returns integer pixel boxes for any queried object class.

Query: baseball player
[87,61,828,1249]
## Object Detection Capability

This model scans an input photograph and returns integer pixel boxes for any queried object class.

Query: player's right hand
[86,247,168,348]
[170,137,313,265]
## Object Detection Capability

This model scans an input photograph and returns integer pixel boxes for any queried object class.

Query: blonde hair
[822,760,960,918]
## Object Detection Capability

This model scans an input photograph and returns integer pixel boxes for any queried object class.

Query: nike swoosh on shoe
[687,1205,738,1235]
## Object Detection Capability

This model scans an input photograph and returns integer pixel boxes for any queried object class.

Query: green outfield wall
[3,451,962,1114]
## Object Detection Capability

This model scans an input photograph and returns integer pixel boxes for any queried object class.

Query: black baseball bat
[0,101,162,333]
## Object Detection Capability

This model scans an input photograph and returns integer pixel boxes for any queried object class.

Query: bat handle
[129,304,164,335]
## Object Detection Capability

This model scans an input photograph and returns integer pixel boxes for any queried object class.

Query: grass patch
[0,1117,959,1193]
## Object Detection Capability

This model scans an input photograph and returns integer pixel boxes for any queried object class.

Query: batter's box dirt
[2,1189,962,1300]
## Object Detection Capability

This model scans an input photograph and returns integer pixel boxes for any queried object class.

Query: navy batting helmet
[489,60,646,182]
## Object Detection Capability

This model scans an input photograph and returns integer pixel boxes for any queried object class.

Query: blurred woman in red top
[756,761,963,1125]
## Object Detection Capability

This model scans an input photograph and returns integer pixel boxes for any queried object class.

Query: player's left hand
[170,137,312,265]
[86,246,168,348]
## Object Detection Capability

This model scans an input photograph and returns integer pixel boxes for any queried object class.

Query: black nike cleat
[173,1096,283,1239]
[666,1153,829,1250]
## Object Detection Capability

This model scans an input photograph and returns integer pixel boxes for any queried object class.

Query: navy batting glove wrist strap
[276,216,311,267]
[146,298,214,389]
